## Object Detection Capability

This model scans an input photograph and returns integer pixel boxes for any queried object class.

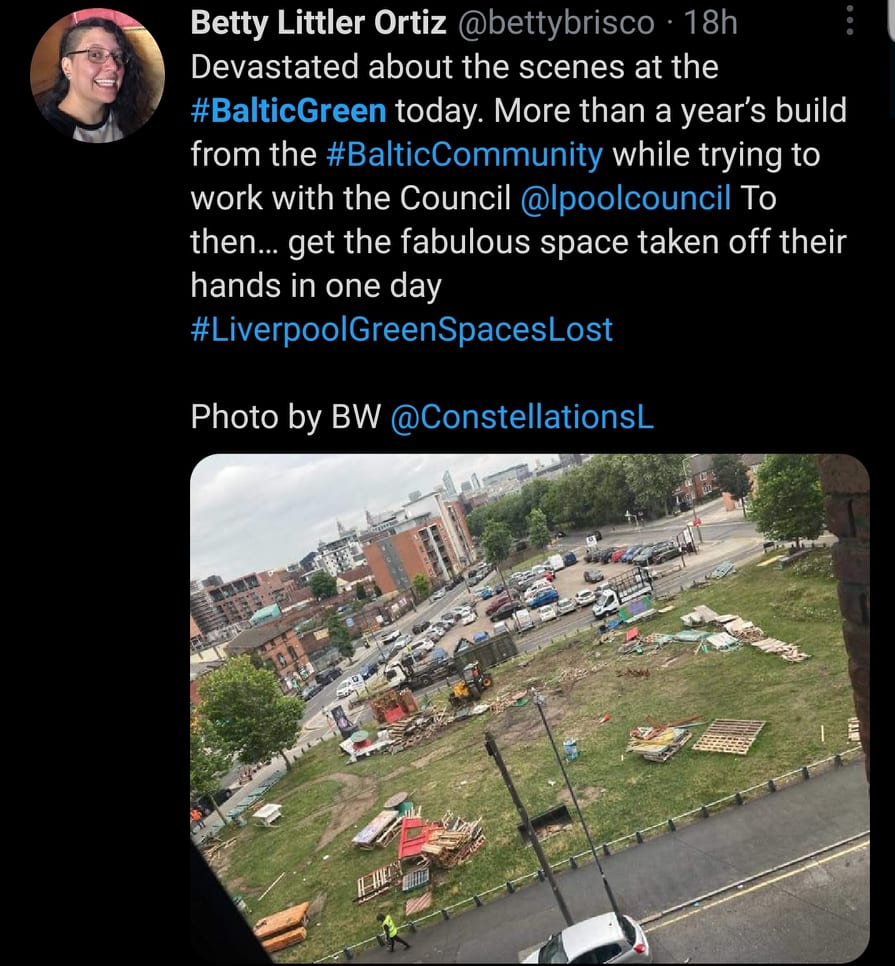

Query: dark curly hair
[46,17,150,135]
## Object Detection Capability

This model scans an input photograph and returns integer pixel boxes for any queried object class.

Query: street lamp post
[484,730,574,927]
[532,691,624,924]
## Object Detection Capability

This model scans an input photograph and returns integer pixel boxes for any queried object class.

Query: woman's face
[61,28,126,109]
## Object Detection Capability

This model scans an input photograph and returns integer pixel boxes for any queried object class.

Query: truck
[512,608,534,632]
[547,553,566,573]
[373,646,456,691]
[452,629,519,673]
[591,567,654,621]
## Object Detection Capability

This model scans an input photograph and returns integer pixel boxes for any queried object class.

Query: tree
[412,573,431,601]
[526,508,551,550]
[750,454,825,548]
[713,454,752,516]
[190,717,234,826]
[326,614,354,660]
[620,453,687,517]
[309,570,338,599]
[480,520,514,591]
[197,656,305,771]
[355,583,367,600]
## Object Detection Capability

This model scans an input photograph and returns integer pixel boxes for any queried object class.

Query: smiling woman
[31,10,164,141]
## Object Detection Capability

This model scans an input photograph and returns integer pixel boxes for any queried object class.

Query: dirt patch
[313,771,379,850]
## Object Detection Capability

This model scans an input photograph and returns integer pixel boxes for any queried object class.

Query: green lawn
[202,549,858,962]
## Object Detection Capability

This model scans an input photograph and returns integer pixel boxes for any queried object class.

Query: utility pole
[532,693,624,924]
[484,731,574,927]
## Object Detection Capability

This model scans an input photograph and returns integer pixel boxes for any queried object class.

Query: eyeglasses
[64,46,129,68]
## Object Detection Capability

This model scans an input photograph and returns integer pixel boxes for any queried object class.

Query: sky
[190,453,559,582]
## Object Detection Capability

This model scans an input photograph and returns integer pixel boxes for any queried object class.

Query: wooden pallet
[405,890,433,917]
[848,717,860,741]
[692,719,765,755]
[355,862,402,903]
[401,867,430,892]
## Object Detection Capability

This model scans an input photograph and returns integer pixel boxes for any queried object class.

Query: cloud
[190,453,557,581]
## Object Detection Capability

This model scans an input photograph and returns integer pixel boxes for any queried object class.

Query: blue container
[563,739,579,761]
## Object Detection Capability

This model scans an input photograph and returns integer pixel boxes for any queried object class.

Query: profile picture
[30,9,164,142]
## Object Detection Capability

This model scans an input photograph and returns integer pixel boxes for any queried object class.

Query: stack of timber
[253,901,310,953]
[420,813,485,868]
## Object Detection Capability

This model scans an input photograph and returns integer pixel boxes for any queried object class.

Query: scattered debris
[352,809,403,850]
[617,667,650,678]
[354,863,402,904]
[710,561,736,579]
[681,605,721,626]
[421,813,486,868]
[748,637,811,662]
[848,717,860,742]
[627,726,692,762]
[253,901,310,953]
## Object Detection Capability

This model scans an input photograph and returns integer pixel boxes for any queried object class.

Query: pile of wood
[420,813,485,868]
[627,726,692,761]
[253,901,309,953]
[387,708,454,752]
[747,637,811,662]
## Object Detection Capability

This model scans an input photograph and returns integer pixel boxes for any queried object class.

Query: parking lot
[421,551,634,649]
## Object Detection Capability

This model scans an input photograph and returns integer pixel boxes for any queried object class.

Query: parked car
[315,666,341,686]
[652,544,683,564]
[461,610,478,625]
[472,630,490,644]
[575,588,597,608]
[539,604,558,622]
[358,662,380,680]
[584,569,604,583]
[610,546,629,563]
[411,619,431,635]
[556,597,577,616]
[632,545,656,565]
[599,546,620,563]
[431,587,446,600]
[489,600,524,622]
[621,545,643,563]
[562,551,578,566]
[521,912,651,964]
[478,585,495,600]
[300,682,324,700]
[485,593,513,616]
[528,587,560,609]
[380,629,401,645]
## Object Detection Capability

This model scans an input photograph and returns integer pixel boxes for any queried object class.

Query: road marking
[645,839,869,932]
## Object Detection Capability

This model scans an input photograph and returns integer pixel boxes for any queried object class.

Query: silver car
[521,912,651,964]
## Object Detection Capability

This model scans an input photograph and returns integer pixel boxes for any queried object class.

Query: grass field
[200,548,858,962]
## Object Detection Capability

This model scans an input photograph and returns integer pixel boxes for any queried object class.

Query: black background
[20,3,887,458]
[18,3,884,961]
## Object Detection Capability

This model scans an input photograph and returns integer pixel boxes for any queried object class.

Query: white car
[521,912,651,964]
[575,588,597,608]
[461,610,477,626]
[539,605,558,622]
[556,597,576,616]
[431,588,446,600]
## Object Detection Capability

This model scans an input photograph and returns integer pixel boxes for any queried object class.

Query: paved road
[346,756,869,963]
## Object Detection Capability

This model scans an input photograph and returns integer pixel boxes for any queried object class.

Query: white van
[336,673,365,699]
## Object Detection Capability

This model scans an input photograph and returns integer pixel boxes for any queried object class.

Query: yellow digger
[448,661,494,706]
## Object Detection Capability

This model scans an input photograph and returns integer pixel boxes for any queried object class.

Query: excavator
[448,661,494,706]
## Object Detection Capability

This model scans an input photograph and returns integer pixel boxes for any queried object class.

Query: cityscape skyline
[190,453,559,582]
